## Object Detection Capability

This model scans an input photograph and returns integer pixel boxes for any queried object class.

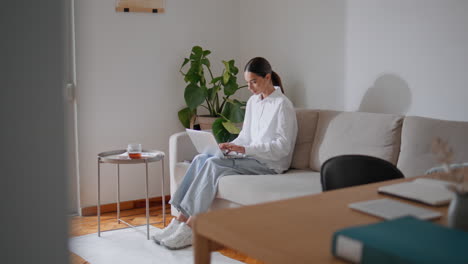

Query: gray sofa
[169,109,468,216]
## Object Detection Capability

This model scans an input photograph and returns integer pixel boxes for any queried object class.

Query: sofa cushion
[216,169,322,205]
[309,110,403,171]
[290,109,319,169]
[397,116,468,177]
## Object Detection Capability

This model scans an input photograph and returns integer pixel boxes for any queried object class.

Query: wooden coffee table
[193,175,449,264]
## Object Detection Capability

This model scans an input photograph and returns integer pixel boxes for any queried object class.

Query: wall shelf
[115,0,165,14]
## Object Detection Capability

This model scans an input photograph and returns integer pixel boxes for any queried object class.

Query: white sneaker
[160,223,193,250]
[152,218,181,245]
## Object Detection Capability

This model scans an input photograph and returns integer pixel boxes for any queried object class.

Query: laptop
[185,129,246,159]
[378,178,455,206]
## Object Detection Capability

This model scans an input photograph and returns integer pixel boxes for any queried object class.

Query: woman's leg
[153,154,211,244]
[160,158,275,249]
[177,157,276,217]
[169,154,211,217]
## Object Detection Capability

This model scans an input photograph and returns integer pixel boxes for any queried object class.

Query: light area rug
[69,226,243,264]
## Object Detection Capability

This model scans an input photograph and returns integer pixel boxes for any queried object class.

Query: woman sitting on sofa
[153,57,298,250]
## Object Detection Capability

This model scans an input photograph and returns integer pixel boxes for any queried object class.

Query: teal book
[331,216,468,264]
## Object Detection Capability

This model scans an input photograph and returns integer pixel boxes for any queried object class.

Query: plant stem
[205,97,214,115]
[202,54,217,116]
[215,93,220,114]
[207,66,215,81]
[219,95,230,113]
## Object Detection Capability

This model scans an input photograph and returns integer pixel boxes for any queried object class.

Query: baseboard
[81,195,171,216]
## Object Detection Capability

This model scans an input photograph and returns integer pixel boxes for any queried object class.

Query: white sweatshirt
[231,87,298,173]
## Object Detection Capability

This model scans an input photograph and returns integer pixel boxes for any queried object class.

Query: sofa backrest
[309,110,404,171]
[290,109,319,169]
[397,116,468,177]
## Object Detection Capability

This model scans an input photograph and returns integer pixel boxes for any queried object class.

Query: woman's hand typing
[219,143,246,154]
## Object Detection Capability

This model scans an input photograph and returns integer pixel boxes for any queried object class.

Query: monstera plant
[178,46,246,143]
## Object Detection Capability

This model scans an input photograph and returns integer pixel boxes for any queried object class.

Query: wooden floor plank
[69,205,262,264]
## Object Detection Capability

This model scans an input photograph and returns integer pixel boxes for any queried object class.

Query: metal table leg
[97,158,101,237]
[145,159,150,240]
[117,164,120,224]
[162,157,166,227]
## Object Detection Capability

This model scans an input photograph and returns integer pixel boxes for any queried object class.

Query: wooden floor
[69,204,264,264]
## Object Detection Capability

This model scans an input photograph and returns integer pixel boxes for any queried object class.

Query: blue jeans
[169,154,276,217]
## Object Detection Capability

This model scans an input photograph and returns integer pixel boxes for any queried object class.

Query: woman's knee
[204,157,233,176]
[193,153,210,163]
[195,153,209,159]
[205,156,224,166]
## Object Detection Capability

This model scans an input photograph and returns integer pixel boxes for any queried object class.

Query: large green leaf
[212,118,238,143]
[207,85,220,101]
[184,67,200,84]
[192,46,203,53]
[200,85,208,96]
[222,71,230,85]
[200,73,206,86]
[184,83,206,110]
[222,120,241,134]
[229,60,239,75]
[201,58,210,68]
[178,107,195,128]
[222,60,231,72]
[190,46,203,60]
[223,77,239,96]
[196,63,203,75]
[222,99,245,123]
[203,50,211,56]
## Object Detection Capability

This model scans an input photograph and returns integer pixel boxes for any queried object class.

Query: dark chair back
[320,155,405,191]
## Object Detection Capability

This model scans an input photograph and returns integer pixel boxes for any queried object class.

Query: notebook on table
[349,198,441,220]
[185,129,246,159]
[378,178,455,206]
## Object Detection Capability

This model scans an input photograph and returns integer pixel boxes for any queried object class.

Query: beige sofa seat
[216,169,321,206]
[397,116,468,177]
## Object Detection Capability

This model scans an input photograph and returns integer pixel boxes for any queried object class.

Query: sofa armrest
[169,131,197,183]
[169,131,197,217]
[169,131,197,161]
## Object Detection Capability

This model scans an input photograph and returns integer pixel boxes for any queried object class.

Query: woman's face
[244,71,271,95]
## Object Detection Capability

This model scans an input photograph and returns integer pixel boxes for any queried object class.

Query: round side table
[97,149,166,240]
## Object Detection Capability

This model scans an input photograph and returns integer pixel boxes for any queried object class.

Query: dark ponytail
[244,57,284,93]
[271,71,283,94]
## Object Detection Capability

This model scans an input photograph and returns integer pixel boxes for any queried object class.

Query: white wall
[345,0,468,121]
[239,0,346,109]
[76,0,468,208]
[75,0,240,208]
